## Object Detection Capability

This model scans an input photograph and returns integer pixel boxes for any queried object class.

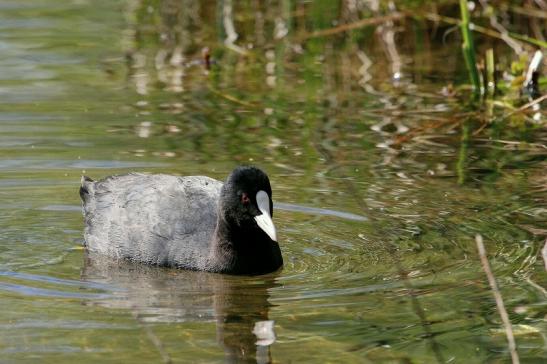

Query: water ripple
[0,270,122,300]
[0,271,117,291]
[0,159,167,170]
[276,202,367,221]
[0,282,112,299]
[38,204,81,212]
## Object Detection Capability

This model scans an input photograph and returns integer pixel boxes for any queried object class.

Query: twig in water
[207,86,258,108]
[132,311,172,364]
[299,13,406,40]
[478,0,523,54]
[500,94,547,120]
[475,234,520,364]
[422,12,547,49]
[392,118,459,145]
[542,238,547,271]
[499,3,547,18]
[457,120,470,185]
[472,117,491,136]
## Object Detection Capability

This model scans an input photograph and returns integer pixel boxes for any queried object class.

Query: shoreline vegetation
[122,0,545,136]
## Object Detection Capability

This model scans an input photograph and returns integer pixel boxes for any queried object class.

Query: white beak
[254,190,277,242]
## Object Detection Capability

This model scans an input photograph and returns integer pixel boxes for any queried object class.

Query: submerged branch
[457,120,470,184]
[500,3,547,19]
[422,12,547,49]
[500,94,547,120]
[475,235,520,364]
[392,118,459,145]
[299,12,406,40]
[208,86,259,108]
[479,0,523,54]
[543,239,547,271]
[132,311,172,364]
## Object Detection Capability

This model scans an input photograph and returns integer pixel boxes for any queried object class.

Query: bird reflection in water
[81,252,279,363]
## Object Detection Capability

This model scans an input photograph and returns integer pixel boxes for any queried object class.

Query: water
[1,1,546,362]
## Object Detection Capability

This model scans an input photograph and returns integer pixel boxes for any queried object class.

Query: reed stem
[485,48,496,97]
[459,0,481,93]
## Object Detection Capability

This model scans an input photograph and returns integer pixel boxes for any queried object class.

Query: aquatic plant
[459,0,481,94]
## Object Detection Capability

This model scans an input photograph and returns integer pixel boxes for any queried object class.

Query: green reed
[459,0,481,94]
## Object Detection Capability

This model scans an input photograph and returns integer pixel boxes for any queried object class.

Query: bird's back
[80,173,223,269]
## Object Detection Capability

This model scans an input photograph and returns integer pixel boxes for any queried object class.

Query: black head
[219,166,276,242]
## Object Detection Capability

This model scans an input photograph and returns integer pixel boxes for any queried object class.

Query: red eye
[241,193,250,204]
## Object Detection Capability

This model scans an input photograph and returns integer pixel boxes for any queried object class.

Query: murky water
[1,1,546,363]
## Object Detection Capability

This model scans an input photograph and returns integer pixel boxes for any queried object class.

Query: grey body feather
[81,173,223,270]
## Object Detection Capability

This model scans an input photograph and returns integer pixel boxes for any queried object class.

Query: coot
[79,166,282,275]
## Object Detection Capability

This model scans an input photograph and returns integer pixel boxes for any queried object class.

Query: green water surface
[0,1,546,363]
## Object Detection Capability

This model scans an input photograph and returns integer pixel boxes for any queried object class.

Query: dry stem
[542,238,547,271]
[475,234,520,364]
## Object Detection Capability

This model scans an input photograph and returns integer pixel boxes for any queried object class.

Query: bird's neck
[210,215,282,275]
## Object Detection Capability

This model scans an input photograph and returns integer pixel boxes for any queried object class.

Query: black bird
[79,166,282,275]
